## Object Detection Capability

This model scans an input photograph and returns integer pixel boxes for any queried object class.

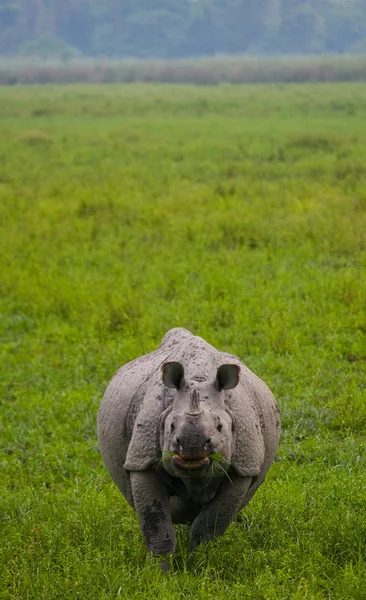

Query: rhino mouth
[172,453,210,471]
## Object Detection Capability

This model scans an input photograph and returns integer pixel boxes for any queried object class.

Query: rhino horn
[186,389,202,416]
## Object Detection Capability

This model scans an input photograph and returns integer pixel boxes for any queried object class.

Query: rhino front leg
[189,475,254,551]
[129,471,177,557]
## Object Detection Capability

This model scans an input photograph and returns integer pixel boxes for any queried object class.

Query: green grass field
[0,83,365,599]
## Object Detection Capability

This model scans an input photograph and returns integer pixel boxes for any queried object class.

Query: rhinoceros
[97,328,280,560]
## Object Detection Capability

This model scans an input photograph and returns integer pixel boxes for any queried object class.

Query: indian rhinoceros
[97,327,280,560]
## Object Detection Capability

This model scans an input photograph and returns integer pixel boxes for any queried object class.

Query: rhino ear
[162,362,184,389]
[216,364,240,390]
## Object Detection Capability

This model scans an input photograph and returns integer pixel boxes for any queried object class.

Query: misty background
[1,0,366,60]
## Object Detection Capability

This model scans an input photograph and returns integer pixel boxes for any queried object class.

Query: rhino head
[124,352,267,479]
[160,361,240,478]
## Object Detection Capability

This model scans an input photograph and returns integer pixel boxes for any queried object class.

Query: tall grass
[1,54,366,85]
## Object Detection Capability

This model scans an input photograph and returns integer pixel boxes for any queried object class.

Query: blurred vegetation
[1,0,366,59]
[3,55,366,85]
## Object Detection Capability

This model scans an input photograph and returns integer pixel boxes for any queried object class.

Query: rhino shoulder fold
[123,379,173,471]
[224,365,279,477]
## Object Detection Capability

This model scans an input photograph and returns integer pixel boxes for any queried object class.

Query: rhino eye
[217,423,223,433]
[170,423,175,431]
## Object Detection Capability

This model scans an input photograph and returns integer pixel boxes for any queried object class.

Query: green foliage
[19,34,81,60]
[1,0,366,57]
[0,83,365,598]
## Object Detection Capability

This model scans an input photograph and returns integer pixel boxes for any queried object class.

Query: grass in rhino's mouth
[208,452,225,462]
[161,451,176,465]
[157,451,233,484]
[160,450,225,465]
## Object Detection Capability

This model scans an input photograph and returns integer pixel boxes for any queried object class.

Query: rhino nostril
[204,439,212,453]
[176,437,181,445]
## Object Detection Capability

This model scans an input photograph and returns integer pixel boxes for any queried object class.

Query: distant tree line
[1,0,366,59]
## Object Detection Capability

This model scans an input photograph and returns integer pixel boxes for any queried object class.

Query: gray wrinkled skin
[97,328,280,558]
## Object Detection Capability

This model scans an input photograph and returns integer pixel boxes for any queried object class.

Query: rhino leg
[130,471,177,557]
[189,475,254,551]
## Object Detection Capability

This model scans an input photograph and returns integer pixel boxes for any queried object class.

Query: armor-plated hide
[97,328,280,560]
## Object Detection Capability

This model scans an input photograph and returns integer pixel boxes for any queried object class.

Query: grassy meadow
[0,83,365,599]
